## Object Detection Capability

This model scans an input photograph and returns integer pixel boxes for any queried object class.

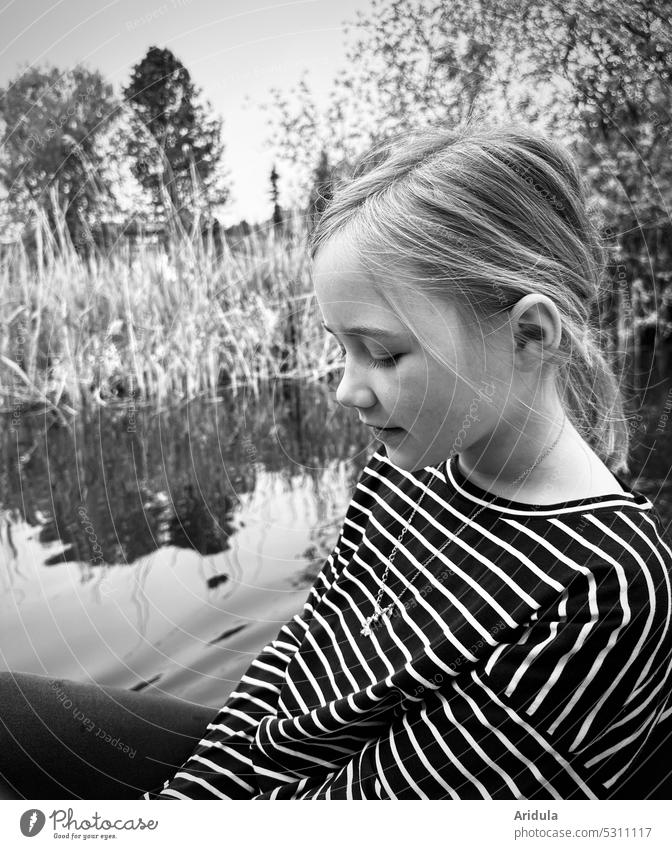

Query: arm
[252,671,601,799]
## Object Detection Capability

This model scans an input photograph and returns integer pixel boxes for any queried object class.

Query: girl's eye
[369,355,400,369]
[333,345,401,369]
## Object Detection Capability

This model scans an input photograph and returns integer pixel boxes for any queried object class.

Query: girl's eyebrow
[320,320,404,339]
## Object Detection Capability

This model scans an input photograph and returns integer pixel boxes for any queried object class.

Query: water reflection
[0,380,377,702]
[0,380,370,571]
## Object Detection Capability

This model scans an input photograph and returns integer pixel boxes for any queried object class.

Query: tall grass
[0,203,341,416]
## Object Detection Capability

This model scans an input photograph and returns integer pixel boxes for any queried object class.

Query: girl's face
[313,234,512,472]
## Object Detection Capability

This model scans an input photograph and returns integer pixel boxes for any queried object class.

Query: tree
[306,149,335,234]
[269,163,283,231]
[0,64,120,245]
[501,0,672,380]
[123,46,228,226]
[266,1,513,180]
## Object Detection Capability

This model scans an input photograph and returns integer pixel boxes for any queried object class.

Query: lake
[2,377,671,708]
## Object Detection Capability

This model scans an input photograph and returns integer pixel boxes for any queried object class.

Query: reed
[0,201,342,415]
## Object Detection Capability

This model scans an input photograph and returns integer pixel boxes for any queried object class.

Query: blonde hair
[309,124,630,474]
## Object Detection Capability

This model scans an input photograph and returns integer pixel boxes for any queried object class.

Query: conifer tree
[123,46,227,223]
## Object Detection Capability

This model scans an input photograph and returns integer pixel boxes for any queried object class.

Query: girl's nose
[335,362,375,409]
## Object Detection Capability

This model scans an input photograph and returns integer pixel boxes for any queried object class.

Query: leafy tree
[0,64,120,244]
[123,46,228,226]
[514,1,672,378]
[269,0,671,203]
[266,1,515,175]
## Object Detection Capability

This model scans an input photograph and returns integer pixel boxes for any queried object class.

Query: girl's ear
[509,294,562,366]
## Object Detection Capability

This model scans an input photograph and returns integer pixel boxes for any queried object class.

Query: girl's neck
[457,416,624,503]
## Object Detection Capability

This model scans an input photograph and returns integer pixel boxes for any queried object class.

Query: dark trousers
[0,673,217,799]
[2,672,670,800]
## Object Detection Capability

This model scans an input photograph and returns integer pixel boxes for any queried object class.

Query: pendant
[360,603,394,636]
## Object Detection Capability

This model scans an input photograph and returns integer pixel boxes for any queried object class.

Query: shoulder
[544,505,670,569]
[493,502,672,612]
[555,509,672,625]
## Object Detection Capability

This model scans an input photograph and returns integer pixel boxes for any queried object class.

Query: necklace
[360,416,567,636]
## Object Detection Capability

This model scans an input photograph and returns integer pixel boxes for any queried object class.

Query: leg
[0,672,218,799]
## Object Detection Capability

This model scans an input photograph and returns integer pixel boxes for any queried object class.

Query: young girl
[2,125,671,800]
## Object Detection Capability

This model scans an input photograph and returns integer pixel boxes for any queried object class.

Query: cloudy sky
[0,0,370,224]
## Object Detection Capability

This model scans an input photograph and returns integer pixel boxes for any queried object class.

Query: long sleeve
[254,671,601,799]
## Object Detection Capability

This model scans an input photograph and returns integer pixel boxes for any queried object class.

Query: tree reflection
[0,381,371,567]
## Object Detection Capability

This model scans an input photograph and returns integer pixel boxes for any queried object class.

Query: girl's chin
[385,438,452,473]
[372,426,406,442]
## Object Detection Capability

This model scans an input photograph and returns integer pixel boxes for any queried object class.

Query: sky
[0,0,371,225]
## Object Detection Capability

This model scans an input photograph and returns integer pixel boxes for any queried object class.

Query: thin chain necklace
[360,416,567,636]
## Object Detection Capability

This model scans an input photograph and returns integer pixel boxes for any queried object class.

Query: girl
[142,124,672,799]
[2,125,671,800]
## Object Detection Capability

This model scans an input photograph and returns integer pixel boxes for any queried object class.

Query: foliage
[511,0,672,353]
[123,46,228,225]
[0,64,121,245]
[266,1,520,174]
[268,1,672,208]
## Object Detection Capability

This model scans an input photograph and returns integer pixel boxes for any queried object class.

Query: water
[0,381,371,707]
[2,377,672,708]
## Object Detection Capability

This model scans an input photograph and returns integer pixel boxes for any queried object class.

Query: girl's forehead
[312,236,371,286]
[313,233,467,336]
[317,287,466,349]
[314,237,415,304]
[318,296,409,338]
[313,245,392,317]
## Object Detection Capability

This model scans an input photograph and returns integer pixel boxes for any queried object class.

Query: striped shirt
[145,446,672,799]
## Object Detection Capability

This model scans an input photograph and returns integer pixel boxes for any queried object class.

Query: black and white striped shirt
[146,446,672,799]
